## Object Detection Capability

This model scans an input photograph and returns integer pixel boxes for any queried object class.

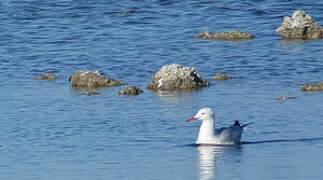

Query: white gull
[186,108,252,145]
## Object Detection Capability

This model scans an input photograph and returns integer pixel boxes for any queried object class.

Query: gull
[186,108,252,145]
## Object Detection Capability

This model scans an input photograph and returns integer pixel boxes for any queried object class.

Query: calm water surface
[1,0,323,179]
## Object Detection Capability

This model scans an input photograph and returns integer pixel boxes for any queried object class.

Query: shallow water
[1,0,323,179]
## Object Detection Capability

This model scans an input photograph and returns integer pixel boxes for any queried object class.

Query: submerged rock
[213,73,232,81]
[302,82,323,91]
[276,10,323,40]
[148,64,210,91]
[195,30,254,41]
[70,70,124,88]
[119,86,143,96]
[109,10,136,15]
[33,73,56,80]
[276,96,297,100]
[79,91,101,96]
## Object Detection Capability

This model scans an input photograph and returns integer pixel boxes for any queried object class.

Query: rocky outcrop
[213,73,232,81]
[276,10,323,40]
[195,30,254,41]
[33,73,56,80]
[119,86,143,96]
[302,82,323,91]
[70,70,124,88]
[148,64,210,91]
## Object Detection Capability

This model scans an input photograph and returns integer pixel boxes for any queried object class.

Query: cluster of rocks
[67,65,210,96]
[32,65,322,98]
[69,71,144,96]
[196,30,254,41]
[195,11,322,41]
[147,64,210,91]
[33,10,322,97]
[277,11,322,93]
[32,71,144,96]
[276,10,323,40]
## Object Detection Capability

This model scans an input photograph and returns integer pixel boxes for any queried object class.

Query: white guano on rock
[276,10,323,40]
[148,64,210,91]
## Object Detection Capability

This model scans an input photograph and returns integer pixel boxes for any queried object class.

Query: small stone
[119,86,143,96]
[79,92,101,96]
[148,64,210,91]
[276,96,296,100]
[276,10,323,40]
[302,82,323,91]
[213,73,232,81]
[109,10,136,15]
[70,70,124,88]
[33,73,56,80]
[195,30,254,41]
[121,10,136,15]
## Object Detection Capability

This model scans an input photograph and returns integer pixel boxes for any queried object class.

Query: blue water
[1,0,323,179]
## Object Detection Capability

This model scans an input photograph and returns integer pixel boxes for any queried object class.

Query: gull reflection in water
[198,145,218,180]
[198,145,241,180]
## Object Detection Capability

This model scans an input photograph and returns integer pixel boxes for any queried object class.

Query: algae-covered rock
[70,70,124,88]
[148,64,210,91]
[119,86,143,96]
[302,82,323,91]
[195,30,254,41]
[276,10,323,40]
[33,73,56,80]
[213,73,232,81]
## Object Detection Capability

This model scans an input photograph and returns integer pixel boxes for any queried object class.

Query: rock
[79,91,101,96]
[195,30,254,41]
[302,82,323,91]
[119,86,143,96]
[109,10,136,15]
[33,73,56,80]
[276,96,296,100]
[148,64,210,91]
[276,10,323,40]
[70,70,124,88]
[213,73,232,81]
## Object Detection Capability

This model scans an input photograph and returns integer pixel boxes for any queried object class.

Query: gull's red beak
[186,116,197,122]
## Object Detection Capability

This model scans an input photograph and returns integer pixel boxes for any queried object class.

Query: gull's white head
[186,108,215,122]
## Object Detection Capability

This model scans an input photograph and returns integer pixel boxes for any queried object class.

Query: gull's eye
[201,113,205,115]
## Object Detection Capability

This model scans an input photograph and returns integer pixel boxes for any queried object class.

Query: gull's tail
[234,120,253,130]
